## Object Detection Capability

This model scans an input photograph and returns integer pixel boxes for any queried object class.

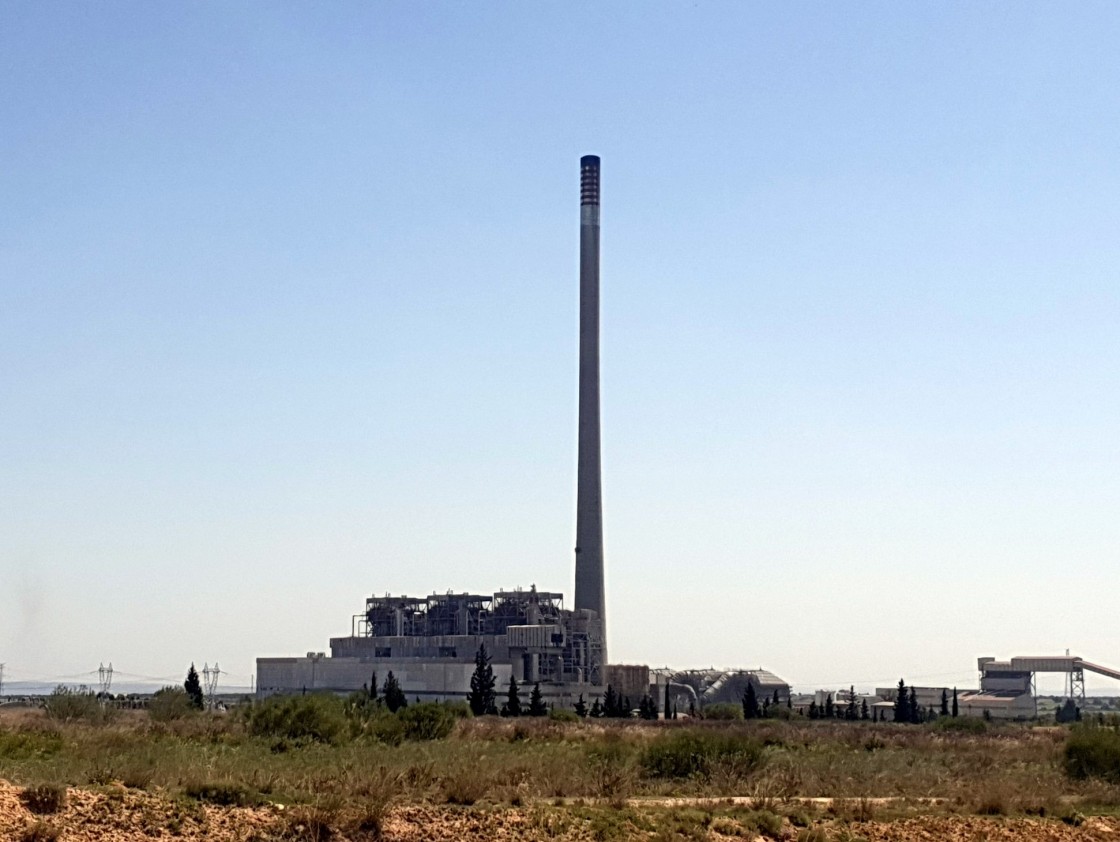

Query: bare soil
[4,780,1120,841]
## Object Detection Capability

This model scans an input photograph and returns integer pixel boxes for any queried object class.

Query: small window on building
[375,647,391,658]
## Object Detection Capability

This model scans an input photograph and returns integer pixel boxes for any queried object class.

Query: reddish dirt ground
[5,780,1120,841]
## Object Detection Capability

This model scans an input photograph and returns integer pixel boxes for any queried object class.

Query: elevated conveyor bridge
[980,655,1120,701]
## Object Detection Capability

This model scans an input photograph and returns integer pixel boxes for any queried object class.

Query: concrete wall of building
[605,665,650,706]
[257,655,602,709]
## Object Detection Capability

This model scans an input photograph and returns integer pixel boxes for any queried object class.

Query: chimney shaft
[575,155,606,677]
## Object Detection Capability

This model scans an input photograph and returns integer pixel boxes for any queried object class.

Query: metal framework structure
[353,587,566,639]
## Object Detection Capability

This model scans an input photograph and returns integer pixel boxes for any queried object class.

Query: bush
[702,703,743,721]
[550,708,579,723]
[0,731,64,760]
[19,821,61,842]
[641,730,765,780]
[398,703,457,741]
[1065,726,1120,782]
[20,784,67,815]
[148,687,194,723]
[932,715,986,733]
[247,694,347,744]
[184,781,262,807]
[43,686,110,724]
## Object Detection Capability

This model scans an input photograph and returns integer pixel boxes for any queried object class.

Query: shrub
[20,784,67,815]
[368,712,406,746]
[43,686,110,724]
[932,715,986,733]
[19,821,61,842]
[442,767,491,805]
[247,694,347,744]
[0,731,64,760]
[1065,726,1120,782]
[703,703,744,721]
[148,687,194,722]
[398,703,456,741]
[641,730,765,780]
[184,781,262,807]
[550,708,580,723]
[748,809,784,839]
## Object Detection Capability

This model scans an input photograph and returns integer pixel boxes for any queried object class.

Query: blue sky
[2,2,1119,694]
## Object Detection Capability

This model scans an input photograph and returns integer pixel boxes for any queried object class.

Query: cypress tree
[809,700,819,720]
[603,685,617,717]
[824,693,834,719]
[940,688,950,717]
[861,699,870,720]
[845,686,858,720]
[743,682,760,719]
[621,695,632,718]
[467,644,497,716]
[590,697,603,718]
[894,679,909,723]
[762,698,770,718]
[952,687,959,718]
[505,676,522,717]
[908,687,920,724]
[369,670,379,703]
[383,671,407,712]
[574,694,588,717]
[528,682,547,717]
[664,682,671,720]
[184,664,204,710]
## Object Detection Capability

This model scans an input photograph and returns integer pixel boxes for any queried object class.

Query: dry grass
[2,707,1118,822]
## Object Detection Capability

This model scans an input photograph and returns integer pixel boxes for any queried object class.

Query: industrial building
[257,587,602,707]
[255,156,789,712]
[256,157,611,706]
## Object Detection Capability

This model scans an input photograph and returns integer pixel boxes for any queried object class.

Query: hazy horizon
[3,3,1120,697]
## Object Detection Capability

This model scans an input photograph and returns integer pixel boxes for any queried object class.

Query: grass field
[3,698,1120,841]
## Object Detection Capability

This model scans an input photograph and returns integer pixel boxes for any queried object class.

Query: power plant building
[257,587,603,706]
[256,157,609,705]
[255,155,789,711]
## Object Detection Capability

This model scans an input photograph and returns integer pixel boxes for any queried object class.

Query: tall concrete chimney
[574,154,606,673]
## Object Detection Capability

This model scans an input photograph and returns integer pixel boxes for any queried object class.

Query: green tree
[1056,699,1080,723]
[369,670,379,703]
[940,688,950,717]
[184,664,204,710]
[504,676,522,717]
[574,694,588,717]
[590,697,603,718]
[824,693,834,719]
[383,671,407,712]
[893,679,909,723]
[466,644,497,716]
[808,700,819,719]
[528,682,547,717]
[603,685,618,717]
[952,687,959,718]
[845,686,858,721]
[742,682,760,719]
[664,682,671,720]
[908,687,921,724]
